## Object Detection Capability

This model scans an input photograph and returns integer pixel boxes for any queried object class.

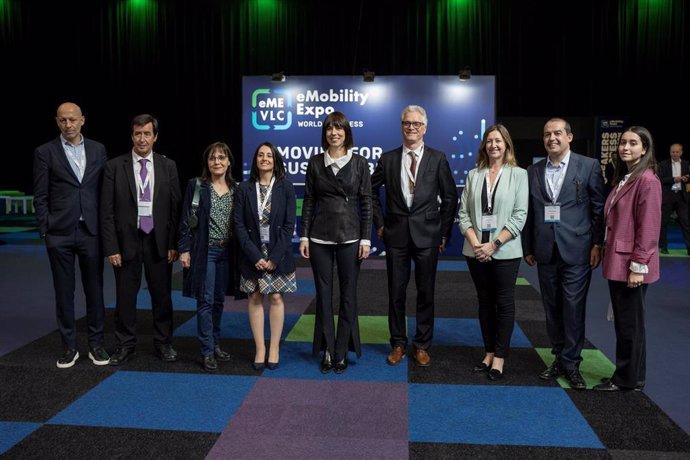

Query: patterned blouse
[209,185,234,240]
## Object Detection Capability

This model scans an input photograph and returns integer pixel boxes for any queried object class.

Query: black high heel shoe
[334,356,348,374]
[320,350,333,374]
[267,361,279,370]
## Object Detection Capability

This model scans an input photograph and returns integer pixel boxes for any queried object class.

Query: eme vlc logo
[251,89,292,130]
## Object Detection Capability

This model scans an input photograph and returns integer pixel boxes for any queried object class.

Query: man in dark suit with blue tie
[101,114,181,365]
[372,105,458,367]
[522,118,605,389]
[33,102,110,368]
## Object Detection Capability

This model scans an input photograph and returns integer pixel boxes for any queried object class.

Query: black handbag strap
[192,178,201,212]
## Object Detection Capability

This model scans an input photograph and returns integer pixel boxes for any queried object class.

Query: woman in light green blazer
[458,124,528,381]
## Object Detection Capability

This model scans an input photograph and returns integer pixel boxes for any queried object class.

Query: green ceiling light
[257,0,278,13]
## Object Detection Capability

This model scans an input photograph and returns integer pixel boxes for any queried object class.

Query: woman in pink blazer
[595,126,661,392]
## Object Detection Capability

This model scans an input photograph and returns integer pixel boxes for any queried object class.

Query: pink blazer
[602,168,661,283]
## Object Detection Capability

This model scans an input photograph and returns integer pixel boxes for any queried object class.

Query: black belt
[209,238,229,247]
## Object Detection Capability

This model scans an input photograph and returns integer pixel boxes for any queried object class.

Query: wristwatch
[493,238,503,249]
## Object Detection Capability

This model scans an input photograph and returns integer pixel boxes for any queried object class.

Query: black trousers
[537,245,592,371]
[608,280,647,389]
[309,241,362,359]
[386,242,439,350]
[466,257,521,358]
[45,221,105,350]
[660,191,690,250]
[113,231,174,349]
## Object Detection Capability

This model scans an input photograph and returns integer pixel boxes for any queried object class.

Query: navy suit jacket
[522,152,605,265]
[33,136,108,237]
[658,158,690,203]
[234,178,296,279]
[100,152,181,261]
[371,145,458,248]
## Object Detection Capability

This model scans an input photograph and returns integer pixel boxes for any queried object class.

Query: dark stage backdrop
[0,0,687,193]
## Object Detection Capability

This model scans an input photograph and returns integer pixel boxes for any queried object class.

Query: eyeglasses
[402,121,425,129]
[209,155,228,162]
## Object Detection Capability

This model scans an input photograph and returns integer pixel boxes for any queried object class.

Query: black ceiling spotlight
[458,66,471,81]
[271,71,286,82]
[363,69,375,82]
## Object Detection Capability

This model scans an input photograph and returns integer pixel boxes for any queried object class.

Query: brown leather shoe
[414,348,431,367]
[387,346,406,366]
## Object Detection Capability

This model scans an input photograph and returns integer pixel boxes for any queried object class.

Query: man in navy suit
[658,143,690,254]
[101,114,181,365]
[522,118,605,389]
[372,105,458,367]
[33,102,110,368]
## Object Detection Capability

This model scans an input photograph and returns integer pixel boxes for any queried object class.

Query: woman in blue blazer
[458,124,528,381]
[234,142,296,370]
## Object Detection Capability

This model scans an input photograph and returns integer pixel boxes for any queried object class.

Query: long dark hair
[249,142,286,182]
[611,126,657,185]
[200,141,235,188]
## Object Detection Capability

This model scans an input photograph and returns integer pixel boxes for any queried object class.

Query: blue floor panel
[0,422,42,455]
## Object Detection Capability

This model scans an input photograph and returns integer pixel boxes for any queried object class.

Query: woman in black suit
[299,111,372,374]
[234,142,296,370]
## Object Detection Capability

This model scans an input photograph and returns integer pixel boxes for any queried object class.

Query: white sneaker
[56,349,79,369]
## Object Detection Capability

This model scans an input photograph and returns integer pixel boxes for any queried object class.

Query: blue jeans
[197,244,229,356]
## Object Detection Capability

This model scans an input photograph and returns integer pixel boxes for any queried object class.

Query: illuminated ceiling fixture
[363,69,375,82]
[271,71,286,82]
[458,66,471,81]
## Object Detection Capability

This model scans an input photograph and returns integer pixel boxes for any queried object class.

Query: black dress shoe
[267,362,279,370]
[203,354,218,372]
[109,348,136,366]
[539,362,562,380]
[564,369,586,390]
[488,368,503,381]
[155,344,178,362]
[252,361,265,371]
[214,347,231,362]
[472,362,490,373]
[594,380,624,392]
[334,357,348,374]
[320,350,333,374]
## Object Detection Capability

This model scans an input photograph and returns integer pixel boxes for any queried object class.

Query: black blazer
[234,178,296,278]
[371,145,458,248]
[33,136,108,237]
[300,153,372,243]
[658,158,689,203]
[101,152,181,261]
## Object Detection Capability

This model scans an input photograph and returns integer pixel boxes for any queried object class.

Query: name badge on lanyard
[256,177,275,243]
[135,167,152,217]
[544,204,561,222]
[481,213,498,232]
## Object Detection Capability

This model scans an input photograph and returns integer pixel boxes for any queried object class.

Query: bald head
[55,102,85,144]
[670,143,683,161]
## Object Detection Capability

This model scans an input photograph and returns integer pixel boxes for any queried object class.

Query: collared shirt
[671,159,682,191]
[132,150,155,202]
[61,134,86,182]
[544,150,571,203]
[401,144,424,208]
[324,149,353,176]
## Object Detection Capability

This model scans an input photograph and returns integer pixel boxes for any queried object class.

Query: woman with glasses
[300,111,372,374]
[234,142,296,370]
[178,142,237,372]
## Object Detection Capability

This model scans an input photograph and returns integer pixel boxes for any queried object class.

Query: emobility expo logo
[251,88,292,130]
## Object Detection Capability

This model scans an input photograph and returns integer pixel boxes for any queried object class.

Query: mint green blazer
[458,165,528,259]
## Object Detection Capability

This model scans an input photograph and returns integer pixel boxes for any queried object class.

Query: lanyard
[484,166,504,213]
[545,164,567,204]
[134,160,152,198]
[256,176,275,220]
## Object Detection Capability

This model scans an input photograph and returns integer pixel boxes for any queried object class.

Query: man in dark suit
[101,114,181,365]
[371,105,458,367]
[33,102,109,368]
[658,143,690,255]
[522,118,605,389]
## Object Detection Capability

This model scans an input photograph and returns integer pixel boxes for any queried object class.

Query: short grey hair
[401,105,428,125]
